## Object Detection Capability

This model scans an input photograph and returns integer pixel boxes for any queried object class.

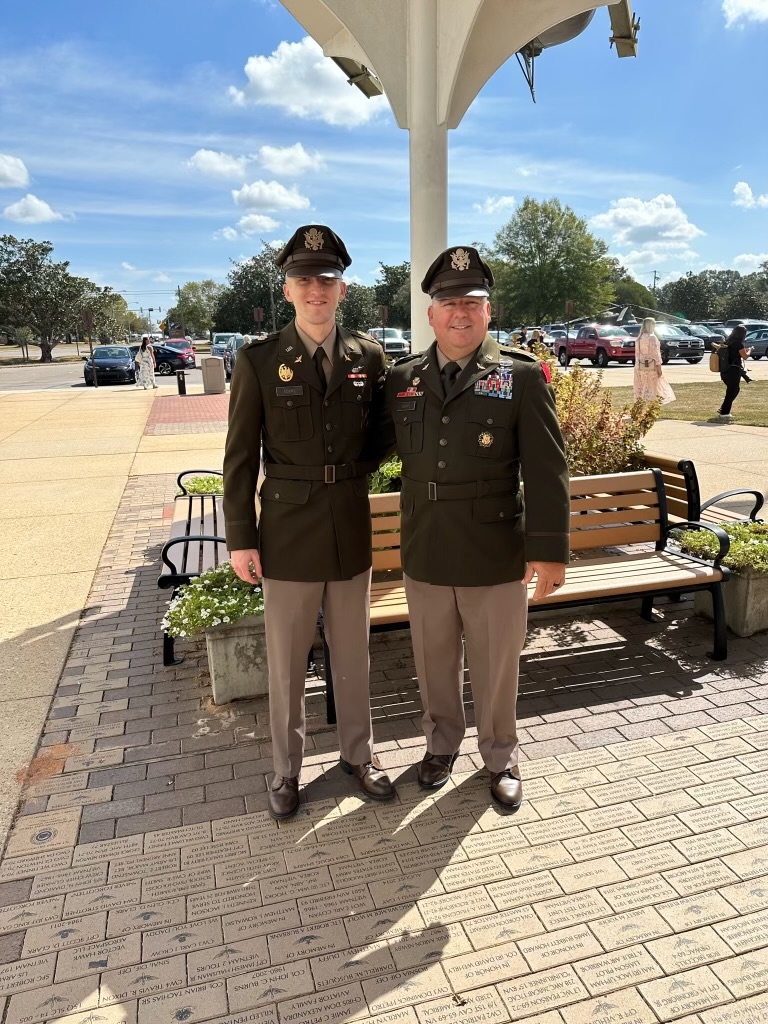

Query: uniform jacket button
[325,423,332,430]
[486,418,493,425]
[439,438,448,446]
[274,493,280,499]
[441,415,450,424]
[287,400,294,408]
[499,512,505,518]
[327,445,334,453]
[324,400,330,407]
[437,460,446,469]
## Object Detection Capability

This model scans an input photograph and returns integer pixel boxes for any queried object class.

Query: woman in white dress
[135,337,158,389]
[633,317,675,404]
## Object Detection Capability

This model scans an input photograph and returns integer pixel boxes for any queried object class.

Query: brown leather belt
[264,461,378,484]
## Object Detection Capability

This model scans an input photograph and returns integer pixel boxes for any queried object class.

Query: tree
[720,276,768,320]
[657,272,719,321]
[213,243,289,334]
[613,278,657,312]
[165,280,225,338]
[374,262,411,329]
[338,283,378,332]
[493,198,615,324]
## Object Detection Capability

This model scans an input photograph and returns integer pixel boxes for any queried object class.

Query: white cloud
[214,226,240,241]
[188,148,248,179]
[2,193,65,223]
[155,272,171,283]
[591,194,704,277]
[232,179,309,212]
[228,36,387,127]
[732,181,768,208]
[723,0,768,27]
[473,195,515,216]
[257,143,325,177]
[733,252,768,272]
[121,261,137,271]
[0,154,30,188]
[237,213,279,235]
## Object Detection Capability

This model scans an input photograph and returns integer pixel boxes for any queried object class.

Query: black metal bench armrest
[666,520,730,569]
[176,469,224,496]
[158,534,228,586]
[700,488,764,521]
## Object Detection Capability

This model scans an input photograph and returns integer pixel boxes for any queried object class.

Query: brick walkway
[144,394,229,435]
[1,472,767,1024]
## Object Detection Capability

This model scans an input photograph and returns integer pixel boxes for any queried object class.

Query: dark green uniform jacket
[223,321,388,582]
[384,336,570,587]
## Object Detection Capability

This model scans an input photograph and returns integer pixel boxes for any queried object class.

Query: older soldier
[385,246,570,809]
[223,224,395,820]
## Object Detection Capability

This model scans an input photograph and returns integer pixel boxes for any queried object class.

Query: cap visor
[432,286,490,300]
[285,267,342,279]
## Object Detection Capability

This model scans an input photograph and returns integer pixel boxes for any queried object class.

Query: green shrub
[369,456,402,494]
[549,361,660,476]
[180,474,224,495]
[676,521,768,575]
[162,563,264,638]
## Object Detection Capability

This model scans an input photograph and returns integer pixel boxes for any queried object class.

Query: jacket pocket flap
[472,494,521,523]
[269,386,310,407]
[394,401,424,422]
[260,478,312,504]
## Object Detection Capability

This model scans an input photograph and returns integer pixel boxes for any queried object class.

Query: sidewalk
[0,385,767,1024]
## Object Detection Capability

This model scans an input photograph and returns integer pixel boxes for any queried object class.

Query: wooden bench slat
[569,470,656,496]
[371,493,401,513]
[571,490,659,512]
[200,497,226,574]
[570,523,660,549]
[372,514,401,532]
[570,507,661,528]
[372,549,404,571]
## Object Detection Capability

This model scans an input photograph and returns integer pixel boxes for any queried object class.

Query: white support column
[407,0,447,351]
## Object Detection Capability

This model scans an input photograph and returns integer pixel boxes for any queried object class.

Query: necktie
[313,347,328,388]
[442,360,461,395]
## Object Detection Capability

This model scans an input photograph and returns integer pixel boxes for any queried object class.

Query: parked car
[223,334,251,379]
[211,332,244,358]
[129,343,195,375]
[694,321,727,339]
[83,345,136,386]
[368,328,410,358]
[163,339,197,365]
[556,324,636,367]
[623,323,704,363]
[674,324,722,352]
[745,328,768,358]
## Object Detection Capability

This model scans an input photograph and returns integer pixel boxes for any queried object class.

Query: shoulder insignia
[350,329,377,343]
[394,352,421,366]
[500,345,537,364]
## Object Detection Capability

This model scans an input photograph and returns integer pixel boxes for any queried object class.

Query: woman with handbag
[633,317,675,404]
[717,325,751,422]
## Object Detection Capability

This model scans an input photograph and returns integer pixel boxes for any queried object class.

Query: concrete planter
[694,570,768,638]
[205,613,268,704]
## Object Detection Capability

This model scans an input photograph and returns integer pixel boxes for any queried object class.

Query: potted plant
[677,521,768,637]
[162,563,266,703]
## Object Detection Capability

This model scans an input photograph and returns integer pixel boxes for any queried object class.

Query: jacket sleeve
[361,347,397,465]
[223,351,263,551]
[517,362,570,563]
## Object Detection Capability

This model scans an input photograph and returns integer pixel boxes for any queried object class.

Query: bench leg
[318,613,337,726]
[709,583,728,661]
[641,595,654,622]
[163,631,184,667]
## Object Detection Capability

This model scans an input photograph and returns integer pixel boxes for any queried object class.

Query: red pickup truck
[556,325,636,367]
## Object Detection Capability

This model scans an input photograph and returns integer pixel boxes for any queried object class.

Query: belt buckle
[324,465,336,484]
[428,481,437,501]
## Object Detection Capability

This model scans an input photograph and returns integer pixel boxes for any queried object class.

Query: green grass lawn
[610,381,768,428]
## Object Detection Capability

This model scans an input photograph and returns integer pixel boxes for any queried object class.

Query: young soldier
[385,246,570,809]
[223,224,395,819]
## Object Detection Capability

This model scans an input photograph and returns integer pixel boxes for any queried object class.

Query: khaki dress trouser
[404,575,527,774]
[262,569,374,779]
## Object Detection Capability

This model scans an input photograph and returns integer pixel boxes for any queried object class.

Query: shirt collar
[435,343,477,372]
[295,322,337,364]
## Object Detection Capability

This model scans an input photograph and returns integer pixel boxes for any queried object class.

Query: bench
[158,470,228,666]
[642,451,764,525]
[340,470,731,672]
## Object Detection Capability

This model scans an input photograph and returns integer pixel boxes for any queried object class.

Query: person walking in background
[633,317,675,405]
[223,224,394,820]
[383,246,570,810]
[718,324,751,422]
[135,336,158,389]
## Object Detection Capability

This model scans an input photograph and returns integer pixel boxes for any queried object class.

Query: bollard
[176,370,187,395]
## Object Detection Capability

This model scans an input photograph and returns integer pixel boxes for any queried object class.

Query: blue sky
[1,0,767,325]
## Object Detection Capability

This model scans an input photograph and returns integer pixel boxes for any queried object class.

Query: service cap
[421,245,494,300]
[274,224,351,278]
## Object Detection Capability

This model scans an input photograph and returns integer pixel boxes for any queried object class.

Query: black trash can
[176,370,187,395]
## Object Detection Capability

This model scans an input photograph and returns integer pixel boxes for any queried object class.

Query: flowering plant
[162,563,264,638]
[676,521,768,575]
[369,456,402,494]
[179,474,223,495]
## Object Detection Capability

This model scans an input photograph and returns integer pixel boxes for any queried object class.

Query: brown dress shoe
[268,774,300,820]
[339,756,395,801]
[418,751,458,790]
[490,769,523,811]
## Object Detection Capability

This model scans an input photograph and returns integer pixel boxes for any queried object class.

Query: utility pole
[651,271,660,295]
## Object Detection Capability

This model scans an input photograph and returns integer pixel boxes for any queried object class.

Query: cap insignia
[278,363,294,382]
[451,248,471,272]
[478,431,494,448]
[304,228,324,251]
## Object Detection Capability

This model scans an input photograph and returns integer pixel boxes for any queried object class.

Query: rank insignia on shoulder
[278,363,294,382]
